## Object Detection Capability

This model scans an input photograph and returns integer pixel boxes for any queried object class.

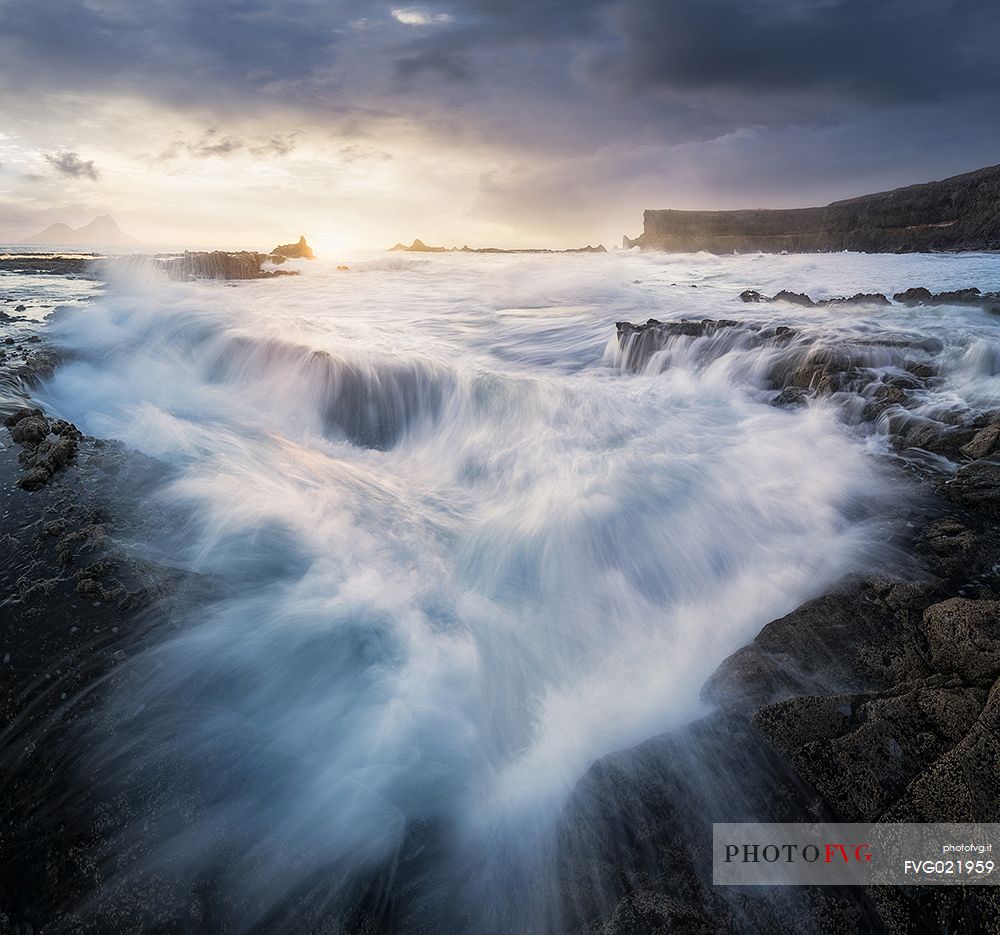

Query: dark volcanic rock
[944,458,1000,518]
[615,318,739,340]
[145,238,316,281]
[624,163,1000,253]
[743,289,892,307]
[564,300,1000,929]
[164,250,295,281]
[893,285,1000,312]
[893,287,933,303]
[961,422,1000,460]
[772,290,815,306]
[773,386,809,408]
[4,408,83,489]
[0,255,98,276]
[819,292,892,306]
[888,414,977,459]
[921,598,1000,683]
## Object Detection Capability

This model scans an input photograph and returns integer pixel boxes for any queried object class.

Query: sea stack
[270,235,315,260]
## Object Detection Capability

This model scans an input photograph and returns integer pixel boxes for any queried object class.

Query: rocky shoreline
[0,305,194,933]
[2,276,1000,933]
[557,311,1000,933]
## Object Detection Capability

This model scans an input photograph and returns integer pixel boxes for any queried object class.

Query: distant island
[624,163,1000,254]
[390,238,606,254]
[18,215,139,247]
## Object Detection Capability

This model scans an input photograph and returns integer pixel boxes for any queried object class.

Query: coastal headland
[625,164,1000,254]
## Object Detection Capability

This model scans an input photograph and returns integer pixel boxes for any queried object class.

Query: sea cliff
[625,164,1000,254]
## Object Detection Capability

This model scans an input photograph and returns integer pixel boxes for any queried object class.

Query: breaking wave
[33,249,1000,931]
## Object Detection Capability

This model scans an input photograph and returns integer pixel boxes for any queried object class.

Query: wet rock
[783,349,857,395]
[615,318,739,340]
[933,287,984,304]
[76,577,102,598]
[818,292,891,306]
[903,360,936,380]
[882,677,1000,823]
[921,598,1000,683]
[862,383,908,420]
[772,290,815,306]
[614,318,746,372]
[598,891,719,935]
[960,422,1000,460]
[888,414,976,459]
[741,290,890,307]
[5,410,81,489]
[917,517,981,578]
[893,287,934,304]
[14,304,27,312]
[9,414,49,444]
[558,708,880,935]
[42,519,67,537]
[17,467,51,491]
[773,386,808,408]
[754,682,985,821]
[892,285,1000,312]
[944,457,1000,518]
[161,250,302,281]
[703,579,933,710]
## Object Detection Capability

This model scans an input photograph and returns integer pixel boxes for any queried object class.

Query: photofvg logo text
[713,823,1000,886]
[723,840,872,867]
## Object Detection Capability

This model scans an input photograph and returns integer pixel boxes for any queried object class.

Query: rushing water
[19,249,1000,930]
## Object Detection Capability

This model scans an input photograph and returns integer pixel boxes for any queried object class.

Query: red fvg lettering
[824,843,872,863]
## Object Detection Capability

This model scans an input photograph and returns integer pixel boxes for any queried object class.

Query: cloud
[2,0,999,244]
[588,0,998,108]
[391,8,454,26]
[394,49,470,81]
[158,129,300,160]
[44,150,100,180]
[4,0,996,139]
[335,144,393,162]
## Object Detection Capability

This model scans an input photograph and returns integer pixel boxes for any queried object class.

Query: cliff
[625,164,1000,253]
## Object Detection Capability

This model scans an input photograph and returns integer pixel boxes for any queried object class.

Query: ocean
[5,247,1000,929]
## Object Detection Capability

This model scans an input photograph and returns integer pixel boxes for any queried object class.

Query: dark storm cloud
[591,0,998,105]
[44,150,100,180]
[2,0,998,211]
[394,50,471,82]
[1,0,994,121]
[0,0,351,104]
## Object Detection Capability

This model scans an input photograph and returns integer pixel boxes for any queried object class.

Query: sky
[1,0,998,251]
